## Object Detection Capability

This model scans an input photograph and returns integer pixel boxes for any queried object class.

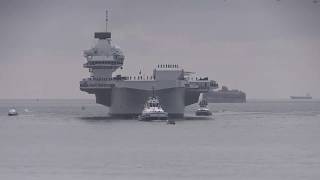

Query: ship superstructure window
[149,102,159,107]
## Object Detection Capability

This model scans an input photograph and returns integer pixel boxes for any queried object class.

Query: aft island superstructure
[80,11,218,117]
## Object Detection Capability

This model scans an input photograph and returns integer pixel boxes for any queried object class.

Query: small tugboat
[195,99,212,116]
[139,88,168,121]
[8,108,18,116]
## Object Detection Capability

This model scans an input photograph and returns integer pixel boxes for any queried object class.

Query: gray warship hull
[81,82,212,118]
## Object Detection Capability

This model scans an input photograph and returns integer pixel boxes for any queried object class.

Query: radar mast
[94,10,111,39]
[105,10,108,32]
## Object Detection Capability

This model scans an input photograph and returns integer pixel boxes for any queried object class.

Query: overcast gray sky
[0,0,319,99]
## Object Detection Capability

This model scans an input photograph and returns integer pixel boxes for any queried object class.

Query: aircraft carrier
[80,11,218,117]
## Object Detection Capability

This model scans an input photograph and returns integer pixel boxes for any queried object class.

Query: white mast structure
[105,10,108,32]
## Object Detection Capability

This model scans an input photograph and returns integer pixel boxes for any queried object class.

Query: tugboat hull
[140,112,168,121]
[8,113,18,116]
[195,109,212,116]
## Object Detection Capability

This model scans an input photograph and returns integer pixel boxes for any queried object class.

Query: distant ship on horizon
[290,93,312,100]
[203,86,246,103]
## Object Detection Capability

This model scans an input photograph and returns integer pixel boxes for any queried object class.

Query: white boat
[8,108,18,116]
[195,107,212,116]
[140,90,168,121]
[195,95,212,116]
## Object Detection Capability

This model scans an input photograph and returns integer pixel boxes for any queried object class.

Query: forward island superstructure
[80,11,218,117]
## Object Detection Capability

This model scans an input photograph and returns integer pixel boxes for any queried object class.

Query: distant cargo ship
[290,94,312,100]
[203,86,246,103]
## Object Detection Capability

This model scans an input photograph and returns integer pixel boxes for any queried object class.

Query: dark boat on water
[290,93,312,100]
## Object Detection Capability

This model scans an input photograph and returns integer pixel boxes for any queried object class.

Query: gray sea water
[0,99,320,180]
